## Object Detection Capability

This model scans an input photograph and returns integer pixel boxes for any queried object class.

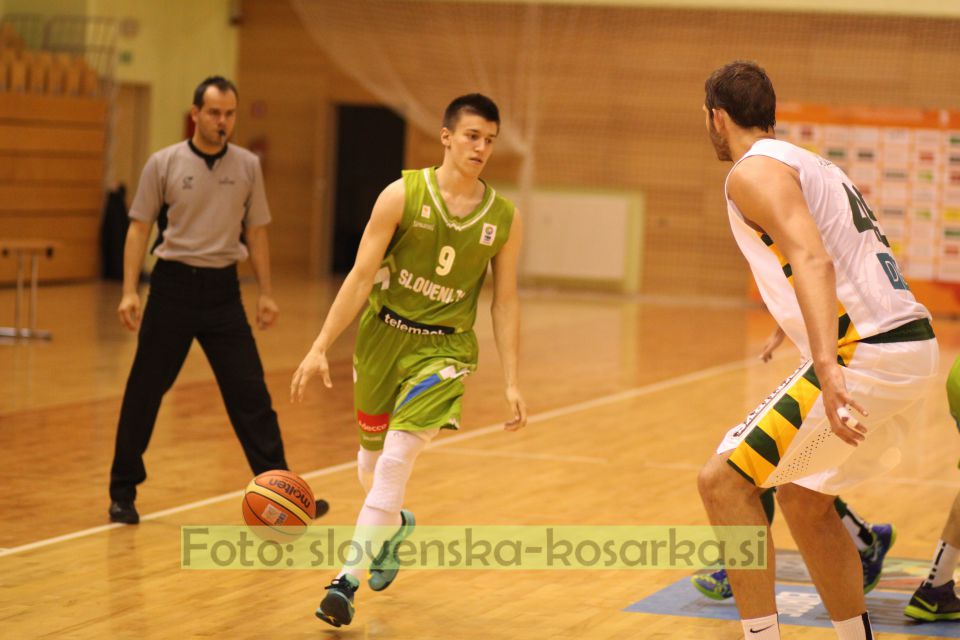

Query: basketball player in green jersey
[904,355,960,622]
[291,94,526,627]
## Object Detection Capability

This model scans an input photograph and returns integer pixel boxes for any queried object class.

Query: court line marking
[0,357,756,558]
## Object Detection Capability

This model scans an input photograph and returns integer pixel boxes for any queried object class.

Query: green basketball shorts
[353,306,478,451]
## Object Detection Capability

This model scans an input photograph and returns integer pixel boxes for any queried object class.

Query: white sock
[337,503,400,580]
[357,447,381,494]
[837,504,874,552]
[831,613,873,640]
[338,429,438,581]
[925,539,960,588]
[742,613,779,639]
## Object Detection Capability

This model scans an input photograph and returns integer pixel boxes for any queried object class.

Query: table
[0,239,59,340]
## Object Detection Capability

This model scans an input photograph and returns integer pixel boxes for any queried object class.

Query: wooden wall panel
[0,214,101,283]
[237,0,378,277]
[0,215,100,240]
[237,2,960,297]
[0,185,102,212]
[0,244,98,282]
[0,93,108,124]
[0,155,104,183]
[0,85,107,285]
[0,124,105,154]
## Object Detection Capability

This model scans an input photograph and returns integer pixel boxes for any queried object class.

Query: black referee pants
[109,258,288,502]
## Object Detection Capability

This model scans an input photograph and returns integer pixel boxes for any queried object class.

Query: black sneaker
[904,580,960,622]
[108,501,139,524]
[316,574,359,627]
[314,498,330,519]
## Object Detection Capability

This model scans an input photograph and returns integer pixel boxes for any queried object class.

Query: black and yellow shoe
[316,574,359,627]
[691,569,733,600]
[368,509,416,592]
[904,580,960,622]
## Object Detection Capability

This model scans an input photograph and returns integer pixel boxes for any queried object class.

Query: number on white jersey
[845,183,909,290]
[844,183,889,247]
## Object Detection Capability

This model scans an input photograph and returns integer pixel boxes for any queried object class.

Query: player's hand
[117,292,141,331]
[257,294,279,330]
[817,361,869,446]
[504,385,528,431]
[760,326,786,362]
[290,348,332,402]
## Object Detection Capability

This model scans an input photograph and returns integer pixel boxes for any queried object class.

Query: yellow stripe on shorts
[728,364,822,486]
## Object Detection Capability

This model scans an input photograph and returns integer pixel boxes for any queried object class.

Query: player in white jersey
[691,326,898,602]
[696,61,939,640]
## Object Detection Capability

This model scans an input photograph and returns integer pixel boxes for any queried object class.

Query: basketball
[241,469,315,539]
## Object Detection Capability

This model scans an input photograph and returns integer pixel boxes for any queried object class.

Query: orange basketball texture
[242,470,315,537]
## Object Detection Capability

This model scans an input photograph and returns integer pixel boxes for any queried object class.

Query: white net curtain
[289,1,570,155]
[288,0,960,297]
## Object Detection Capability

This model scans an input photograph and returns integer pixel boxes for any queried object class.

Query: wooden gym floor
[1,275,958,639]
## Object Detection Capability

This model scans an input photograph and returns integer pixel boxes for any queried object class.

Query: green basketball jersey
[948,355,960,430]
[367,167,515,334]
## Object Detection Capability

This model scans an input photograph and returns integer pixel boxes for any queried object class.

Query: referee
[108,76,291,524]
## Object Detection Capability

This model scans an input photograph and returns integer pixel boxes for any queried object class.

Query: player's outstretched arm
[290,179,404,401]
[490,209,527,430]
[728,157,868,445]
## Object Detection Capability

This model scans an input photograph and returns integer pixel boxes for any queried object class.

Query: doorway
[110,82,151,206]
[331,105,405,274]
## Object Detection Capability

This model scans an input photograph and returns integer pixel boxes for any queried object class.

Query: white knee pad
[364,429,438,512]
[364,454,413,513]
[357,447,381,494]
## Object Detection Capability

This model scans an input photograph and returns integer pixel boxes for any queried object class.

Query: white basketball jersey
[725,139,930,358]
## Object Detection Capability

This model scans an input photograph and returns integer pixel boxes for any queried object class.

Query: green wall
[89,0,237,151]
[4,0,85,17]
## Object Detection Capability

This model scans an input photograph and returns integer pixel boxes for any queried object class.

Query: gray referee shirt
[129,140,271,268]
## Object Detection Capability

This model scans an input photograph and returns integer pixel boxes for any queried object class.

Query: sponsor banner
[772,103,960,309]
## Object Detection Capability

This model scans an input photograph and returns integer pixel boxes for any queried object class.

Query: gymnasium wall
[3,0,85,18]
[87,0,238,153]
[449,0,960,18]
[0,1,237,284]
[236,1,960,297]
[234,0,378,277]
[4,0,237,153]
[0,93,107,283]
[0,6,107,284]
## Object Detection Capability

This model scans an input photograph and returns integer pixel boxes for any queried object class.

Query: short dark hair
[443,93,500,130]
[193,76,238,109]
[704,61,776,131]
